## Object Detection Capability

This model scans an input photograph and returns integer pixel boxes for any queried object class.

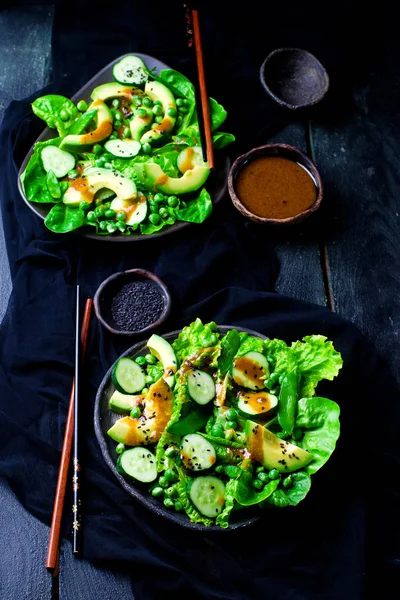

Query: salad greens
[106,320,343,528]
[20,55,234,236]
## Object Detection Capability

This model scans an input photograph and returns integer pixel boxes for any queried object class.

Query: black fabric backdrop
[1,1,399,598]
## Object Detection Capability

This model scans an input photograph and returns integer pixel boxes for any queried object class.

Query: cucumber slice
[187,370,215,405]
[117,447,157,483]
[237,390,278,418]
[41,146,75,178]
[113,55,149,86]
[189,476,226,518]
[112,357,146,394]
[104,139,141,158]
[180,433,216,471]
[232,351,269,390]
[109,390,140,415]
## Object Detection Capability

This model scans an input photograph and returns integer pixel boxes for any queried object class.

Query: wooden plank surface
[0,478,52,600]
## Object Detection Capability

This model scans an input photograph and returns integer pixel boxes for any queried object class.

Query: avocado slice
[110,193,147,226]
[60,100,112,153]
[143,163,210,195]
[91,82,141,102]
[109,390,144,415]
[130,106,153,141]
[140,81,177,146]
[177,146,208,174]
[245,420,313,472]
[147,334,177,388]
[107,378,173,445]
[63,168,136,207]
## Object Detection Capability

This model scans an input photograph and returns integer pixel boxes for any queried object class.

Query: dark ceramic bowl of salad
[94,320,343,530]
[17,53,232,241]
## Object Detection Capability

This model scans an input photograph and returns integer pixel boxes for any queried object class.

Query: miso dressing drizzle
[235,156,317,219]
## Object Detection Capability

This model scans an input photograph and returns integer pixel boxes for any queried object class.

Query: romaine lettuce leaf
[235,332,265,357]
[216,478,238,528]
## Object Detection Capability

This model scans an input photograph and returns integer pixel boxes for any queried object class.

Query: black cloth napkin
[1,1,399,598]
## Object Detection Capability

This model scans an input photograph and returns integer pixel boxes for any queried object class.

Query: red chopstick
[46,296,92,571]
[190,8,215,169]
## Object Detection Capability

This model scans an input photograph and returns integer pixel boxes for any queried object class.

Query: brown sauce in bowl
[235,156,317,219]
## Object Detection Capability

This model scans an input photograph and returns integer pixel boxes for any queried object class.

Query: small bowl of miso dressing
[228,144,323,225]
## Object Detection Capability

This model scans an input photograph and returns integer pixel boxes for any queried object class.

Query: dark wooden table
[0,5,399,599]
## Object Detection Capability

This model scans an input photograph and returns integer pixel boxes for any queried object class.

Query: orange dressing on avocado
[235,156,317,219]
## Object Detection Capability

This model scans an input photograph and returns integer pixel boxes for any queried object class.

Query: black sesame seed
[110,280,165,332]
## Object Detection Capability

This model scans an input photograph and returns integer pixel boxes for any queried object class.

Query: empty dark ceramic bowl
[260,48,329,109]
[94,268,171,336]
[228,143,323,225]
[94,325,265,530]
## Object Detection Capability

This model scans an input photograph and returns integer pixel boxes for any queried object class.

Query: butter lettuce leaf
[172,318,219,363]
[20,138,63,204]
[266,471,311,507]
[216,478,238,528]
[235,471,279,506]
[235,332,265,357]
[291,335,344,397]
[32,95,79,137]
[295,397,341,474]
[175,188,212,224]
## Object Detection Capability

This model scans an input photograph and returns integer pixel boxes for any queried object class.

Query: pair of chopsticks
[46,287,92,571]
[184,4,214,169]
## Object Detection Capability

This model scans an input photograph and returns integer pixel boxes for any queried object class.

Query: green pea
[66,169,78,179]
[292,428,303,441]
[178,105,188,114]
[107,223,117,233]
[167,106,177,118]
[60,108,69,121]
[95,157,106,167]
[113,110,122,122]
[141,387,149,395]
[133,94,142,106]
[151,486,164,498]
[130,407,141,419]
[225,429,235,441]
[142,97,152,107]
[109,132,118,140]
[268,469,280,480]
[116,443,125,454]
[282,476,293,489]
[165,486,176,498]
[93,144,103,155]
[112,99,120,108]
[176,98,184,107]
[174,501,183,512]
[252,479,264,490]
[176,115,183,126]
[257,472,270,483]
[153,99,162,106]
[136,107,148,118]
[167,196,179,208]
[266,374,279,389]
[99,221,108,231]
[145,375,154,385]
[152,104,163,116]
[105,208,116,218]
[80,201,91,212]
[163,498,174,508]
[142,142,152,154]
[164,447,177,459]
[159,207,168,219]
[154,115,163,124]
[149,213,161,225]
[122,127,130,138]
[158,476,168,488]
[117,222,126,234]
[77,100,88,112]
[211,425,224,438]
[145,353,157,364]
[225,420,237,430]
[215,465,224,474]
[225,408,238,421]
[135,356,146,366]
[116,211,126,221]
[87,210,97,222]
[154,193,165,202]
[255,465,265,473]
[183,98,190,105]
[104,162,112,169]
[164,469,177,482]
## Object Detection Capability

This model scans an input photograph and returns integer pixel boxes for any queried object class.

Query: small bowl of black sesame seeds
[94,268,171,336]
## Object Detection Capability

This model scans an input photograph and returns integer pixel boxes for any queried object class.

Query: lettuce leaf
[266,471,311,507]
[216,479,238,528]
[234,471,279,506]
[295,397,341,474]
[172,319,219,363]
[44,204,85,233]
[175,468,213,527]
[20,138,63,204]
[291,335,343,397]
[235,332,265,357]
[32,95,79,136]
[175,188,212,224]
[218,329,241,375]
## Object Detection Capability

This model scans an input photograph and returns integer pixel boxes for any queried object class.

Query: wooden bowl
[94,325,265,531]
[228,143,323,226]
[94,268,171,336]
[260,48,329,110]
